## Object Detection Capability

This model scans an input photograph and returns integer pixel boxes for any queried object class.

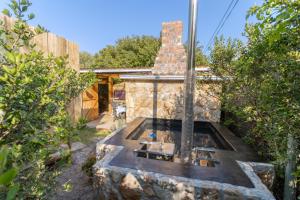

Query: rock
[107,190,119,200]
[120,173,142,200]
[223,190,244,200]
[71,142,86,152]
[173,183,194,200]
[111,171,122,183]
[250,163,275,190]
[144,185,155,197]
[153,184,172,200]
[46,151,62,165]
[60,143,69,150]
[199,188,220,200]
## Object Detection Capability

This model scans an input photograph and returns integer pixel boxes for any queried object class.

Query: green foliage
[81,155,96,177]
[192,43,209,66]
[112,77,123,85]
[209,36,243,76]
[81,37,208,69]
[76,117,88,130]
[72,127,110,145]
[209,0,299,197]
[0,0,96,198]
[94,36,161,68]
[79,51,95,69]
[0,146,19,200]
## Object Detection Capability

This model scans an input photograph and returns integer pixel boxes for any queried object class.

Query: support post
[284,133,297,200]
[180,0,198,163]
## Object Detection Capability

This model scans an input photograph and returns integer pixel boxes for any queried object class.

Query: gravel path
[49,139,101,200]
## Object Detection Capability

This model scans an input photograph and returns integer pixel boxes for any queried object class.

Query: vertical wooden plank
[108,76,113,114]
[33,33,49,54]
[57,36,67,57]
[1,15,82,122]
[66,40,81,121]
[1,14,14,30]
[66,41,80,71]
[47,32,59,57]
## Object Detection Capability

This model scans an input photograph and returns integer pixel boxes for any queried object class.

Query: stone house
[81,21,222,123]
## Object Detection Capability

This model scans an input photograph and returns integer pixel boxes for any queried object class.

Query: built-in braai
[97,117,268,188]
[126,118,233,167]
[95,117,275,199]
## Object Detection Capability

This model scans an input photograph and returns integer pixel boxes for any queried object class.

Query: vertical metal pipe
[180,0,198,163]
[284,133,296,200]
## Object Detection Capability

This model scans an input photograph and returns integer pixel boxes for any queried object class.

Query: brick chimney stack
[152,21,187,75]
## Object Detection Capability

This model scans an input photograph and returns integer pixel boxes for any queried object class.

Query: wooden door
[82,83,99,121]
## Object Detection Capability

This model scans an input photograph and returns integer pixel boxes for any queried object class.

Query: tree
[93,36,208,69]
[0,0,95,198]
[80,51,95,69]
[194,43,209,66]
[94,36,161,68]
[209,1,299,199]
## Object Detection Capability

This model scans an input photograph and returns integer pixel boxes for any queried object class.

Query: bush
[76,117,88,130]
[0,146,18,200]
[208,1,300,198]
[0,0,95,198]
[81,154,96,177]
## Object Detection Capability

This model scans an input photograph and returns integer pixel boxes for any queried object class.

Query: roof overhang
[79,67,212,74]
[80,68,152,73]
[119,74,228,81]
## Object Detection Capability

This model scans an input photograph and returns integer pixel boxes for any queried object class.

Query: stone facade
[124,21,222,123]
[152,21,187,75]
[125,80,221,123]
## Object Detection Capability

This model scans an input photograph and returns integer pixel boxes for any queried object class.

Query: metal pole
[284,133,296,200]
[180,0,198,163]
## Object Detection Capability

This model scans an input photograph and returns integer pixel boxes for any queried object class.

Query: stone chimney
[152,21,187,75]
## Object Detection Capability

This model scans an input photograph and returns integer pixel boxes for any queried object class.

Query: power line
[205,0,235,50]
[205,0,240,52]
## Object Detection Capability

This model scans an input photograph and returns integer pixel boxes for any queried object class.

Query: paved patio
[86,113,115,130]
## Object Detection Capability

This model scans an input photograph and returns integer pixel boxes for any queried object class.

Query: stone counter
[93,133,275,200]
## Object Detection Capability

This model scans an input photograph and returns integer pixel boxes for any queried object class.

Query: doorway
[98,83,109,114]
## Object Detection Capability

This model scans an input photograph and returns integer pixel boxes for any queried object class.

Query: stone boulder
[120,173,143,200]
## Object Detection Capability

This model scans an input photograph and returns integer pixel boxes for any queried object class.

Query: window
[113,90,125,100]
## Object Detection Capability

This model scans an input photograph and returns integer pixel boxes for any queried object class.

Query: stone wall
[93,139,275,200]
[125,80,221,123]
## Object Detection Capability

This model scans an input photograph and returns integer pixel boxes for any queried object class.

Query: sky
[0,0,261,54]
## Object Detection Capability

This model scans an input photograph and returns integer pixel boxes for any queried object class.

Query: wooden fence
[1,14,82,121]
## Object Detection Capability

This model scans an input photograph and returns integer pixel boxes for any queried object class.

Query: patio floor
[86,113,115,130]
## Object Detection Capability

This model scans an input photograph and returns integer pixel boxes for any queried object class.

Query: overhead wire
[205,0,240,52]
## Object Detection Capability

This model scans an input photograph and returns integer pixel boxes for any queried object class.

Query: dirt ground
[48,140,101,200]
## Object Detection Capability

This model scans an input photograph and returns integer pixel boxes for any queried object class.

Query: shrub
[0,0,95,198]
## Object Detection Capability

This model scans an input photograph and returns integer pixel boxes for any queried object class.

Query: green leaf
[0,74,9,82]
[2,9,11,17]
[6,53,16,63]
[20,0,28,5]
[0,146,9,172]
[0,168,18,185]
[28,13,35,20]
[6,185,19,200]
